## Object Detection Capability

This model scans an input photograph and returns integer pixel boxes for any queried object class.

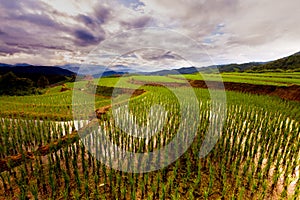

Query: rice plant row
[0,87,299,199]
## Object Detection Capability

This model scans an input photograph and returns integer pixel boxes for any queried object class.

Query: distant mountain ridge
[146,51,300,75]
[0,66,74,76]
[1,51,299,77]
[145,67,199,75]
[58,63,128,77]
[0,63,13,67]
[0,64,127,79]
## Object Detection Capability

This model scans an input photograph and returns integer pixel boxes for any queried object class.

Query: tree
[37,75,49,88]
[0,71,36,95]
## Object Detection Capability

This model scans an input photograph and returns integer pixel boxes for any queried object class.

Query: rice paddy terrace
[0,73,299,199]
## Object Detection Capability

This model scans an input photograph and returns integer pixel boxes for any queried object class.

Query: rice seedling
[0,78,299,199]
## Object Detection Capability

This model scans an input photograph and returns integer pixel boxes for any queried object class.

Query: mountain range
[146,51,300,75]
[1,51,300,79]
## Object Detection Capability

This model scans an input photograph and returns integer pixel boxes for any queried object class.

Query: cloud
[74,29,105,46]
[94,3,112,24]
[120,16,152,29]
[0,0,75,60]
[77,15,96,29]
[136,0,300,64]
[0,0,299,66]
[15,13,60,28]
[0,45,21,55]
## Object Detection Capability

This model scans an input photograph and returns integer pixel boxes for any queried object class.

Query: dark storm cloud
[76,14,100,32]
[0,22,72,56]
[0,7,99,59]
[0,0,118,58]
[76,14,106,31]
[74,29,105,46]
[73,4,115,45]
[0,0,155,63]
[0,0,74,56]
[78,15,95,25]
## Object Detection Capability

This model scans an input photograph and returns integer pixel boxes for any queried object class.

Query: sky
[0,0,299,71]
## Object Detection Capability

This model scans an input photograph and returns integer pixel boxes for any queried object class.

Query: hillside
[199,62,265,73]
[250,52,300,72]
[0,72,37,95]
[0,65,75,84]
[58,64,128,77]
[207,51,300,73]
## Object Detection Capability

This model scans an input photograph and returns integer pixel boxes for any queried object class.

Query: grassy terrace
[0,78,136,120]
[130,75,186,83]
[1,74,300,120]
[169,72,300,86]
[0,73,300,199]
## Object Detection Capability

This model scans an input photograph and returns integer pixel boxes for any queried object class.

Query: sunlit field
[170,72,300,86]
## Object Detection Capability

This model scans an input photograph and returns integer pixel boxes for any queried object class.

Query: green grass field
[0,73,299,199]
[130,75,186,83]
[170,72,300,86]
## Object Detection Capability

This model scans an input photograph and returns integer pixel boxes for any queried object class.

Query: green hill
[0,72,37,95]
[215,62,264,72]
[199,51,300,73]
[248,52,300,72]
